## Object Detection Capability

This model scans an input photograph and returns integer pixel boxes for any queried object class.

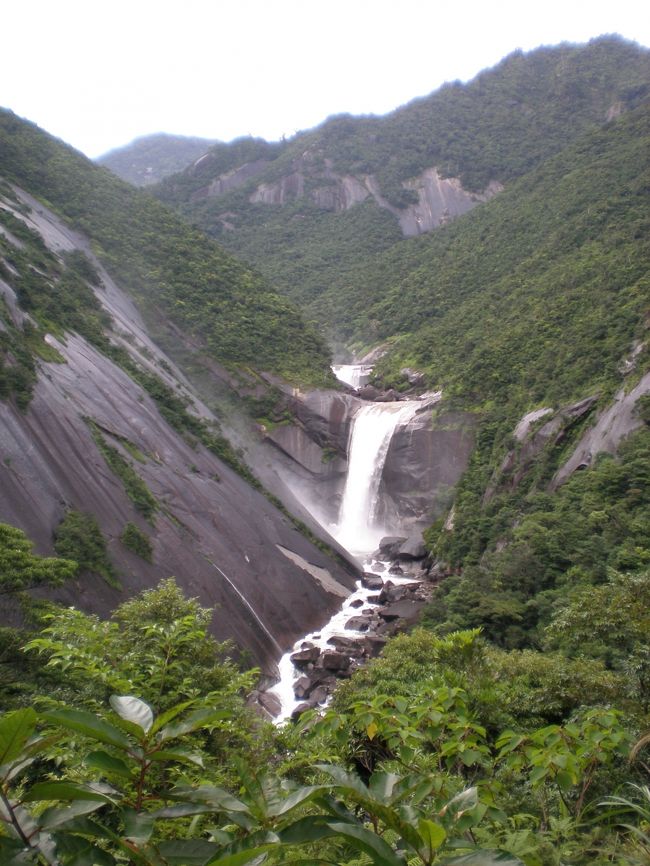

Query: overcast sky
[3,0,649,158]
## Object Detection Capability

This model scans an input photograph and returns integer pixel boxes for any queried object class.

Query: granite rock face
[380,408,478,528]
[0,185,358,673]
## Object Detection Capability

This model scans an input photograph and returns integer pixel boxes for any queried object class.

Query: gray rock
[358,385,381,401]
[309,686,330,704]
[400,367,425,387]
[378,599,426,625]
[321,651,351,672]
[290,647,321,666]
[255,690,281,718]
[397,536,428,560]
[361,573,384,590]
[375,389,402,402]
[345,616,371,632]
[291,702,313,720]
[294,676,315,700]
[363,635,387,657]
[349,598,364,608]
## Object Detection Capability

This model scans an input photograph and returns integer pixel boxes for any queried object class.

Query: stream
[268,366,432,722]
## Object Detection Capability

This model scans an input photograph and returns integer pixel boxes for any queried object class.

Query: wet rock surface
[268,561,437,716]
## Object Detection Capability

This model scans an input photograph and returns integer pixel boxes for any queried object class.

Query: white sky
[3,0,649,158]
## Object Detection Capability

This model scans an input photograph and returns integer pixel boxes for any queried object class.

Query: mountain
[150,36,650,655]
[0,110,357,671]
[152,35,650,345]
[0,110,333,386]
[97,132,218,186]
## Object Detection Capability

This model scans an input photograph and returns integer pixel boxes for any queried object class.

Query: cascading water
[267,366,432,722]
[334,401,421,555]
[331,363,373,390]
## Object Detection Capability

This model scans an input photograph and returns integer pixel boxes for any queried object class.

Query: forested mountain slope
[0,109,333,385]
[151,36,649,339]
[97,132,218,186]
[0,114,357,670]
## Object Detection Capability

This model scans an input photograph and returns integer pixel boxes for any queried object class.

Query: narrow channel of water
[268,365,428,722]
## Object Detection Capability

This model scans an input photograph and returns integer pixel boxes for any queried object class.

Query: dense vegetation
[97,133,218,187]
[0,110,333,385]
[0,556,647,864]
[152,37,649,329]
[359,103,649,403]
[0,34,649,866]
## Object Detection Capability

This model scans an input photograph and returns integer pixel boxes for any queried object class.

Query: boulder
[371,561,386,572]
[345,616,371,632]
[361,573,384,590]
[321,651,351,672]
[255,690,281,718]
[378,536,407,557]
[400,367,425,387]
[327,635,358,651]
[294,676,315,700]
[290,647,321,666]
[377,599,426,626]
[388,564,404,575]
[358,384,381,401]
[375,389,403,402]
[349,598,364,608]
[309,685,330,704]
[291,702,313,720]
[363,635,387,657]
[396,536,428,560]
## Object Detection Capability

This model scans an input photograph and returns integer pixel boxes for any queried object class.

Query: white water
[334,401,421,555]
[267,366,431,722]
[269,565,416,722]
[331,363,373,389]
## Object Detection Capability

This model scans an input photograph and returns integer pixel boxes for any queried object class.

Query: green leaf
[325,821,406,866]
[123,807,155,844]
[556,769,575,791]
[157,840,220,865]
[110,695,154,733]
[148,748,205,767]
[159,708,229,741]
[39,798,107,830]
[0,708,37,767]
[205,830,280,865]
[22,781,115,803]
[528,766,549,785]
[441,851,525,865]
[86,750,134,779]
[149,700,195,735]
[42,709,132,751]
[418,818,447,853]
[460,749,483,766]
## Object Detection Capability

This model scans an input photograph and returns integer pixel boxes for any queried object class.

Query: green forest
[0,110,333,387]
[0,33,649,866]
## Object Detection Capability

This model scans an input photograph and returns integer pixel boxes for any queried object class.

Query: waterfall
[331,364,373,390]
[266,366,436,722]
[333,400,421,556]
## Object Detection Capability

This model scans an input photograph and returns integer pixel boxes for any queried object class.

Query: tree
[0,523,76,595]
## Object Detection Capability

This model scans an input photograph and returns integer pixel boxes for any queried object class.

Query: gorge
[265,367,440,718]
[0,34,649,863]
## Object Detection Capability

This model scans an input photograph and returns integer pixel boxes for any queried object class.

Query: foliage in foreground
[0,577,647,865]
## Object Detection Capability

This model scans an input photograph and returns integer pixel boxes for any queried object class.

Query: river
[268,366,431,722]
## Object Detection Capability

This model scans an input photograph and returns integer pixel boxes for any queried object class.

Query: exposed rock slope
[0,184,357,672]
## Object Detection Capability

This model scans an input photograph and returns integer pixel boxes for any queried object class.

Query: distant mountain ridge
[150,35,650,338]
[97,133,218,186]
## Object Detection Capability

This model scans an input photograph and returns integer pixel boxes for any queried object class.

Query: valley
[0,33,649,864]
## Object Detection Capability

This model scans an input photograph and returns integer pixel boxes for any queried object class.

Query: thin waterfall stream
[267,366,436,722]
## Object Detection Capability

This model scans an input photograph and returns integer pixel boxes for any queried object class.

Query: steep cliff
[0,175,357,673]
